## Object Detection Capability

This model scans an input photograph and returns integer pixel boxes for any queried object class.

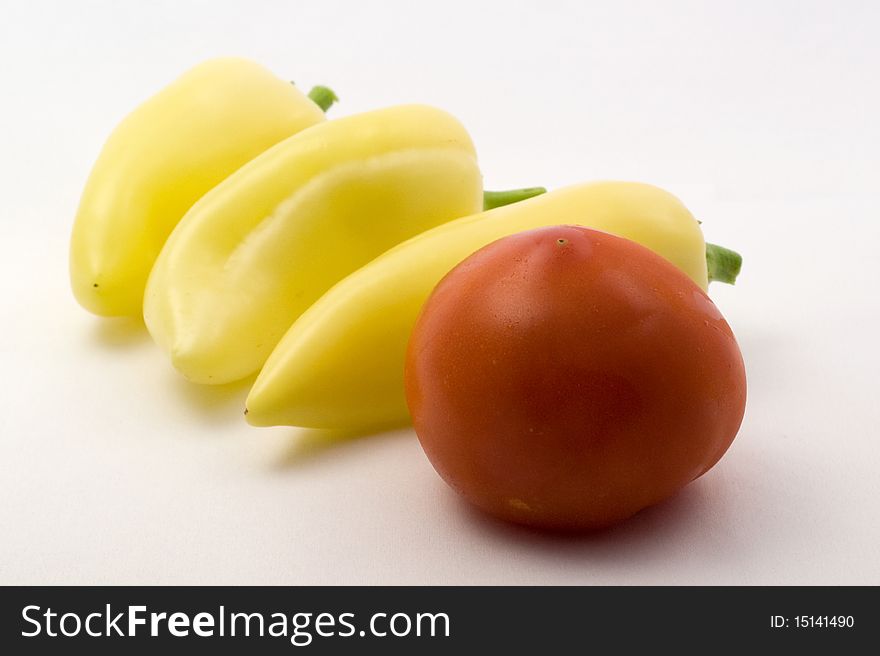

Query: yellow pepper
[245,181,741,431]
[70,57,329,317]
[143,104,485,385]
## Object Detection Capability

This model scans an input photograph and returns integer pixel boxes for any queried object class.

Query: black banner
[0,586,874,653]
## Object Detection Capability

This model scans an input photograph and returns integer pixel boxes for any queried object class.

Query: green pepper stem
[308,85,338,112]
[706,242,742,285]
[483,187,547,210]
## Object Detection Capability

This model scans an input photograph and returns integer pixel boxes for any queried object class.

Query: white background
[1,0,878,584]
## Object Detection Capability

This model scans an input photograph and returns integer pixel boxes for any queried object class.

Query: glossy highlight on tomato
[405,225,746,531]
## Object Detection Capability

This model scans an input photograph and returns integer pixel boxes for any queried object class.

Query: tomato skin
[405,226,746,531]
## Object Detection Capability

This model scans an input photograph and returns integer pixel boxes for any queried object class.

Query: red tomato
[405,226,746,531]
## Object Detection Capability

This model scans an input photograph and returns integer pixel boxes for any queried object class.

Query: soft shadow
[168,373,256,425]
[272,425,411,470]
[88,316,151,348]
[455,479,715,554]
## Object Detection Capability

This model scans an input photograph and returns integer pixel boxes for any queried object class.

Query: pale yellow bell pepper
[70,57,328,316]
[246,181,741,431]
[143,104,484,385]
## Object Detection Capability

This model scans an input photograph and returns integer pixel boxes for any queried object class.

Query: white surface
[1,0,879,585]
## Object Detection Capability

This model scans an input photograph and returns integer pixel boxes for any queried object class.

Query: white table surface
[1,0,878,585]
